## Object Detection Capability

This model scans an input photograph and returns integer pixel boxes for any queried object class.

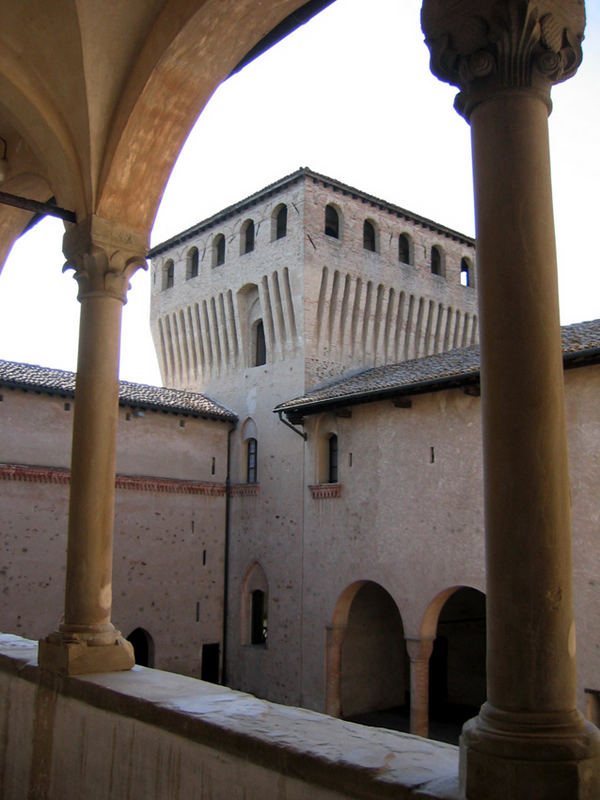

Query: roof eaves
[276,369,481,419]
[148,168,309,257]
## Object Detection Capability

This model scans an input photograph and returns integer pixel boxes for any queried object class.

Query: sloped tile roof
[0,360,237,422]
[276,318,600,416]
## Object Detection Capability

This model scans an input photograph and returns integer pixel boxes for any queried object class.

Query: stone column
[38,215,147,676]
[421,3,600,798]
[325,625,346,717]
[406,637,434,739]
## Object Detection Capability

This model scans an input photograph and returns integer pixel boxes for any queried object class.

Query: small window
[242,219,255,254]
[363,220,376,252]
[461,256,473,287]
[274,205,287,240]
[399,233,412,264]
[163,259,174,289]
[213,234,225,267]
[251,589,267,645]
[186,247,199,279]
[247,437,257,483]
[325,205,339,239]
[431,246,444,276]
[328,434,338,483]
[254,320,266,366]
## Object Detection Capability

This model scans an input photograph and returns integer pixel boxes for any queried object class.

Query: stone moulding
[308,483,342,499]
[0,463,226,496]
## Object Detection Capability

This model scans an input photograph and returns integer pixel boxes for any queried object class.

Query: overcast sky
[0,0,598,386]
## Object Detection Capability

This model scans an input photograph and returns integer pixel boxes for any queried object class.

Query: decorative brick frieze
[0,463,225,495]
[229,483,260,497]
[308,483,341,499]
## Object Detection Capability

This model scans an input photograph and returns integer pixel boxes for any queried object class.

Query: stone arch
[422,585,486,740]
[126,627,155,667]
[96,2,309,232]
[326,580,409,720]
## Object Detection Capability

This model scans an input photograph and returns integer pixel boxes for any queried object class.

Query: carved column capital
[62,215,148,303]
[421,0,585,118]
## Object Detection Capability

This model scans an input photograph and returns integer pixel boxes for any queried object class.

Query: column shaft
[63,293,123,636]
[406,638,433,738]
[472,93,574,713]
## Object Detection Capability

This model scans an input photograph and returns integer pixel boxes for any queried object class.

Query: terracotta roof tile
[0,361,237,422]
[276,318,600,415]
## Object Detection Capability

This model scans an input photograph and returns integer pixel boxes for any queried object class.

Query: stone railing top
[0,633,460,799]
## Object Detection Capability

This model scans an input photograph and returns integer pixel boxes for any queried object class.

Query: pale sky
[0,0,598,386]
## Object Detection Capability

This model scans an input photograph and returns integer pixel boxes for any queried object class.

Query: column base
[38,633,135,676]
[460,702,600,800]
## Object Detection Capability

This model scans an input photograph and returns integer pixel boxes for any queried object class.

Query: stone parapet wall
[0,634,460,800]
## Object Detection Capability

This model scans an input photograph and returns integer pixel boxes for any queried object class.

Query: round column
[38,216,146,675]
[421,3,600,797]
[406,637,434,738]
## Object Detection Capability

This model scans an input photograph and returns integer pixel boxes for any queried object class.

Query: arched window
[243,561,269,647]
[399,233,412,264]
[186,246,199,279]
[247,437,257,483]
[325,204,339,238]
[251,589,267,644]
[363,220,376,252]
[328,434,338,483]
[242,219,255,254]
[254,319,266,366]
[163,259,174,289]
[274,204,287,240]
[431,245,444,276]
[213,234,225,267]
[461,256,473,287]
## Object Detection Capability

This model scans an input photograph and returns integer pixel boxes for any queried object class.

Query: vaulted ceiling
[0,0,331,266]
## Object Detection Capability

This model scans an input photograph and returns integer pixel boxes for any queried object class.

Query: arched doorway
[126,627,155,668]
[327,581,409,725]
[428,587,486,741]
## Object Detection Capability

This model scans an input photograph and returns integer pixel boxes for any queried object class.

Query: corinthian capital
[421,0,585,118]
[63,215,148,303]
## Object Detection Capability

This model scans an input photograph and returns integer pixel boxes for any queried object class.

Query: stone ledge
[0,633,460,800]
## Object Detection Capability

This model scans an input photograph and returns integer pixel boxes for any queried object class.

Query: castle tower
[149,168,478,704]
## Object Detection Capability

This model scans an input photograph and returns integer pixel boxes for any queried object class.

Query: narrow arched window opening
[164,260,174,289]
[242,219,255,254]
[247,437,257,483]
[251,589,267,644]
[399,233,412,264]
[363,220,376,252]
[275,205,287,239]
[328,434,338,483]
[325,205,339,238]
[431,246,443,276]
[460,257,473,287]
[254,319,266,366]
[186,247,199,279]
[213,234,225,267]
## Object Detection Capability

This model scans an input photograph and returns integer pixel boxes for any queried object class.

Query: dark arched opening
[429,587,486,742]
[127,627,155,667]
[336,582,409,724]
[325,204,339,238]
